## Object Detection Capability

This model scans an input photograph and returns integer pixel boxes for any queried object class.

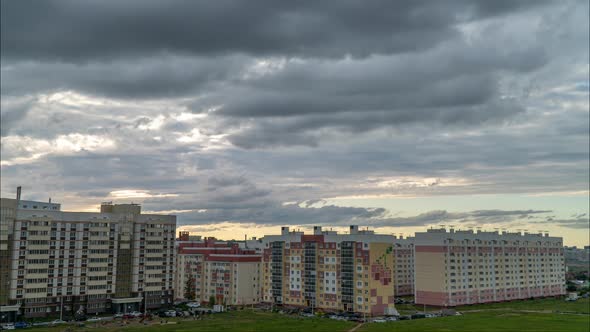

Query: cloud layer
[1,1,588,243]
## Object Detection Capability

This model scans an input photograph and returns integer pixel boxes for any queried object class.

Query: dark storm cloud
[173,205,553,228]
[1,0,549,62]
[0,56,245,99]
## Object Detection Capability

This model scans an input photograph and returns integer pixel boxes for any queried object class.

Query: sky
[1,0,588,246]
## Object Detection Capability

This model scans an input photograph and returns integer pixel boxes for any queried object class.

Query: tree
[184,274,196,300]
[566,283,578,292]
[209,296,216,306]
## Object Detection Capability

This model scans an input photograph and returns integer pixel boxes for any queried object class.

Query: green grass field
[23,298,590,332]
[397,297,590,314]
[27,311,355,332]
[359,311,589,332]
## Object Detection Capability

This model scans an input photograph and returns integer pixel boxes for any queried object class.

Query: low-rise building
[175,233,262,305]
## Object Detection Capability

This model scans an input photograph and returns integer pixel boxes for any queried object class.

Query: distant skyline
[1,1,588,246]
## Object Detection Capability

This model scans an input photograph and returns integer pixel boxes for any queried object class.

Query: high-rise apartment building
[392,236,414,297]
[0,191,176,319]
[414,228,566,307]
[175,232,262,305]
[261,226,397,316]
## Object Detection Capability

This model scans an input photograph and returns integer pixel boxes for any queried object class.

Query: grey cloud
[207,176,247,188]
[370,209,553,227]
[0,96,36,136]
[175,203,387,227]
[1,1,549,62]
[533,218,590,229]
[226,100,525,148]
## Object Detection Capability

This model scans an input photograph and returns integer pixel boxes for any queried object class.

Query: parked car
[49,320,66,325]
[186,302,201,308]
[1,323,15,330]
[113,313,124,319]
[165,310,177,317]
[13,322,30,329]
[86,317,102,322]
[129,311,143,317]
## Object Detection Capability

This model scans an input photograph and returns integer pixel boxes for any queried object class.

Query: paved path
[347,323,364,332]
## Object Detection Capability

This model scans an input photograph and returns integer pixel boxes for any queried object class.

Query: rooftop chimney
[16,186,21,202]
[350,225,359,235]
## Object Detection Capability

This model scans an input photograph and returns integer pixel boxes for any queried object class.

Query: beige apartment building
[261,226,397,316]
[0,190,176,319]
[414,228,566,307]
[175,233,262,305]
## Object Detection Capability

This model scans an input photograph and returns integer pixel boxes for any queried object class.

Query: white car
[1,323,15,330]
[50,319,66,325]
[372,319,387,323]
[165,310,177,317]
[187,302,201,308]
[129,311,143,317]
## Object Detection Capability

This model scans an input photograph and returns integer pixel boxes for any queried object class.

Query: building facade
[0,192,176,319]
[392,236,414,297]
[261,226,397,316]
[414,228,566,307]
[175,233,262,305]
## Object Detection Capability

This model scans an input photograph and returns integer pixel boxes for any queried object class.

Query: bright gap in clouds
[108,190,179,199]
[0,134,115,166]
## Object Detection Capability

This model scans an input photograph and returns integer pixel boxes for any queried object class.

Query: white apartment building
[392,236,414,296]
[0,190,176,319]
